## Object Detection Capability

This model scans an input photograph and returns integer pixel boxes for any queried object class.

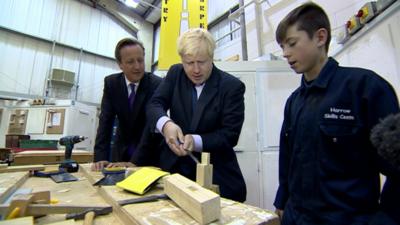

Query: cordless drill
[59,135,86,173]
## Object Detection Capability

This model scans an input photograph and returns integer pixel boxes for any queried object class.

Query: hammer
[65,207,112,224]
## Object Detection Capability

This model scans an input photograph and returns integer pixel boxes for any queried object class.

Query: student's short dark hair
[276,2,331,52]
[114,38,145,63]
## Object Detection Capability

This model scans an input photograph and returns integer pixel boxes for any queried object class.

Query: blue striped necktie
[128,83,136,110]
[127,83,136,158]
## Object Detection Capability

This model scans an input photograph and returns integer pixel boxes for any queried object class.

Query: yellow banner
[158,0,208,70]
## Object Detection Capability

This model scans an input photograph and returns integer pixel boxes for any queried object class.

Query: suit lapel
[181,75,195,126]
[190,67,219,131]
[119,73,130,115]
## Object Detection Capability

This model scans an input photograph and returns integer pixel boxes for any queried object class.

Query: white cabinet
[215,61,264,207]
[255,69,300,210]
[26,108,46,134]
[235,72,258,151]
[215,61,297,208]
[256,69,301,150]
[236,151,261,207]
[261,150,279,211]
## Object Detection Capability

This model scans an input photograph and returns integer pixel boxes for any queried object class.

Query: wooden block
[0,216,33,225]
[164,174,220,224]
[0,165,45,173]
[225,54,240,61]
[197,152,214,190]
[201,152,210,164]
[7,193,34,217]
[211,184,220,194]
[196,164,213,189]
[31,191,50,204]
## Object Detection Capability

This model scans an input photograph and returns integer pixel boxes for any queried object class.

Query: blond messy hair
[177,28,215,59]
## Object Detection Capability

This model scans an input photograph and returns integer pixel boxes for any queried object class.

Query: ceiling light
[125,0,139,8]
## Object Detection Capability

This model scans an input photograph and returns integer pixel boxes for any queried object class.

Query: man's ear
[315,28,328,48]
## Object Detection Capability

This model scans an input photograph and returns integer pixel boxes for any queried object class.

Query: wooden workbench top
[79,164,279,225]
[0,165,279,225]
[0,170,121,225]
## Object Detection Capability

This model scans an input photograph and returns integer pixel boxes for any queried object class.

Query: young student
[273,2,399,225]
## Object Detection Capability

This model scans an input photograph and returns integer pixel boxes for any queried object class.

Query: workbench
[0,164,279,225]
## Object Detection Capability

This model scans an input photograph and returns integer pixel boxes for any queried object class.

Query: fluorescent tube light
[125,0,139,8]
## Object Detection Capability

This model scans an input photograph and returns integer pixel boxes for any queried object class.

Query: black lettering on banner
[200,6,205,11]
[163,16,167,22]
[200,14,205,19]
[164,0,168,4]
[163,8,168,13]
[200,23,205,28]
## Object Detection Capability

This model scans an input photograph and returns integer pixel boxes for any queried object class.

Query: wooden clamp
[5,191,50,219]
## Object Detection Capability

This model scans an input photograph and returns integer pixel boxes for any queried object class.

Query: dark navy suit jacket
[147,64,247,202]
[94,72,162,165]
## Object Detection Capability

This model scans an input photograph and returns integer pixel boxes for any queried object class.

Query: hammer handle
[83,211,95,225]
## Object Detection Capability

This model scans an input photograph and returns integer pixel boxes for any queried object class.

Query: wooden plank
[0,172,29,203]
[0,165,45,173]
[0,204,111,216]
[0,216,33,225]
[14,150,92,157]
[225,54,240,61]
[80,164,142,225]
[164,173,221,224]
[13,150,93,165]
